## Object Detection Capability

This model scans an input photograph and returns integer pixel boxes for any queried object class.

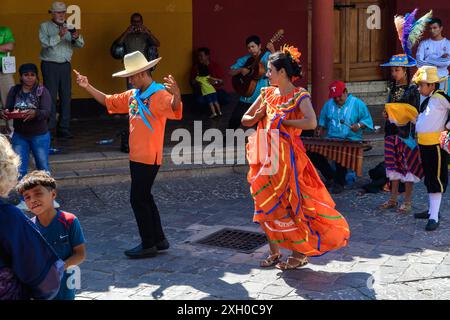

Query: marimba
[301,137,371,177]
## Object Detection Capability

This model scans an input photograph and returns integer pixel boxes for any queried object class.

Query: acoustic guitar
[232,29,284,97]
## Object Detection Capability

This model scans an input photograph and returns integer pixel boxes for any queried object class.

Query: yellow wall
[1,0,193,98]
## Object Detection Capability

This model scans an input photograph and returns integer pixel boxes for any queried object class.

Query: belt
[417,132,442,146]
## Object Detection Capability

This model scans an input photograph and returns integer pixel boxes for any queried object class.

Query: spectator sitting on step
[308,81,374,194]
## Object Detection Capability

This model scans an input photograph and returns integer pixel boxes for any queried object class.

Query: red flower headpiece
[281,44,302,65]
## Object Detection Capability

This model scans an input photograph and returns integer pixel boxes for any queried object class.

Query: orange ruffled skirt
[247,130,350,257]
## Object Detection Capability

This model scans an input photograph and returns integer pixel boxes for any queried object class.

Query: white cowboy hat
[48,1,67,13]
[112,51,162,78]
[413,66,447,84]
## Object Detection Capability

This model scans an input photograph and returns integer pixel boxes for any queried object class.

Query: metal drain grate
[195,228,267,253]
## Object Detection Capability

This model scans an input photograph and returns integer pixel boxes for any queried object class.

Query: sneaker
[16,200,29,212]
[425,219,440,232]
[53,200,60,209]
[210,113,218,119]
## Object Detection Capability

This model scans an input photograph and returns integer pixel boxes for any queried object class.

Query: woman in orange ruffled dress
[241,46,350,270]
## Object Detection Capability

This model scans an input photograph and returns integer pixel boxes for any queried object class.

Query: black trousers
[419,144,448,194]
[129,161,165,248]
[228,101,252,130]
[307,151,348,186]
[41,61,72,133]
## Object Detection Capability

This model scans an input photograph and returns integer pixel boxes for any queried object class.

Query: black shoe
[414,211,430,220]
[425,219,440,232]
[331,184,344,194]
[414,211,441,220]
[156,239,170,251]
[57,131,74,139]
[124,244,157,259]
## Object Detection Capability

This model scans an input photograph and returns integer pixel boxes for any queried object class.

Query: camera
[63,22,76,33]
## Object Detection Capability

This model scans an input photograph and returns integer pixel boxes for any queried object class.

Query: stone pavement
[55,166,450,300]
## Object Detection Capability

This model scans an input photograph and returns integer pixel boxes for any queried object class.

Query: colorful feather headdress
[394,8,433,57]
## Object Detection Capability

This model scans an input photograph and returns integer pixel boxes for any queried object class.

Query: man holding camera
[112,13,160,88]
[39,1,84,139]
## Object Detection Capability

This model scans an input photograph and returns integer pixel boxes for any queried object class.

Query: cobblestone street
[55,168,450,300]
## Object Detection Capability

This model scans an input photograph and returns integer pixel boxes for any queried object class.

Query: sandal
[260,252,282,268]
[379,199,398,210]
[398,202,412,214]
[275,255,309,271]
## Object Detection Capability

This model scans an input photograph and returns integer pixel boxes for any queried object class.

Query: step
[54,163,248,188]
[51,136,385,187]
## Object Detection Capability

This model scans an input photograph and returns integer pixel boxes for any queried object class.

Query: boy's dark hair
[246,35,261,46]
[16,171,57,195]
[198,64,210,77]
[198,47,210,56]
[429,18,442,27]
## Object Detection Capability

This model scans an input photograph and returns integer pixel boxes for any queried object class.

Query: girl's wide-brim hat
[412,66,447,84]
[381,54,417,67]
[385,103,418,126]
[112,51,162,78]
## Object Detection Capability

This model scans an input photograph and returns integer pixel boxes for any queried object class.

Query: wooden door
[308,0,391,82]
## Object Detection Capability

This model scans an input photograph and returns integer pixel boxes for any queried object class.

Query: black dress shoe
[425,219,440,232]
[124,244,157,259]
[156,239,170,251]
[414,211,430,219]
[414,211,441,220]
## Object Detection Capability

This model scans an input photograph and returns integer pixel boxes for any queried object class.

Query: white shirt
[416,92,450,133]
[417,38,450,78]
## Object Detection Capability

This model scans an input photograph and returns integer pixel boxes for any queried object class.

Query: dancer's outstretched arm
[73,69,107,106]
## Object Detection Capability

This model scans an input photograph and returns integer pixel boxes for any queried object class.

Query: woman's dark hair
[268,51,302,79]
[246,35,261,46]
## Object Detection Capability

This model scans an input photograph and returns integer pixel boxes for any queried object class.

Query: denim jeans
[12,132,51,179]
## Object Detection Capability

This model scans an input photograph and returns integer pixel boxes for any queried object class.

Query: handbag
[1,53,16,74]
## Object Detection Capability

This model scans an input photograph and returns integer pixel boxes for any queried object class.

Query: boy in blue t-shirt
[16,171,86,300]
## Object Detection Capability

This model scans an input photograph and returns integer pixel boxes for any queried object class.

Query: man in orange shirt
[74,51,182,259]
